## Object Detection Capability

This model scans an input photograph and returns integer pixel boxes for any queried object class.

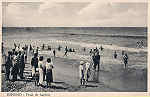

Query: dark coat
[31,57,38,68]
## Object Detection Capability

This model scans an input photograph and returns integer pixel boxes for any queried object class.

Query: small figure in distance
[100,46,104,51]
[114,51,117,59]
[58,45,62,51]
[83,47,86,52]
[123,53,128,69]
[48,45,51,51]
[64,46,68,56]
[53,49,56,57]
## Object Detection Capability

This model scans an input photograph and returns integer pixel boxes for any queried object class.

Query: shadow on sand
[46,85,68,90]
[85,84,98,88]
[53,81,65,84]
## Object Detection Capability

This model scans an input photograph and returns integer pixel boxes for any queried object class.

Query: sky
[2,0,148,27]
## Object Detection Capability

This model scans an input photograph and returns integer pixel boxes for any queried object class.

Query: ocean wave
[55,33,147,38]
[4,38,147,53]
[46,39,147,53]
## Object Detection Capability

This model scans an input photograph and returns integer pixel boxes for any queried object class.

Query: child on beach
[46,58,54,87]
[85,62,90,82]
[79,61,86,86]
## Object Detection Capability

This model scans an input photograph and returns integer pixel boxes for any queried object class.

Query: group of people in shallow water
[2,42,129,88]
[113,50,129,69]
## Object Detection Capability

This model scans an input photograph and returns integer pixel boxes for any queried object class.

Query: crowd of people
[4,50,25,81]
[2,42,129,88]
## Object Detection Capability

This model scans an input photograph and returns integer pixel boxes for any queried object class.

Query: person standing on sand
[30,44,32,51]
[31,53,38,77]
[38,56,44,87]
[53,49,56,57]
[20,51,25,79]
[140,40,144,48]
[85,62,90,83]
[64,46,68,56]
[93,52,100,71]
[46,58,54,87]
[79,61,86,86]
[72,48,75,52]
[2,42,4,55]
[114,51,117,59]
[17,51,22,78]
[42,44,45,50]
[11,52,19,81]
[5,51,13,80]
[83,47,86,52]
[36,47,39,56]
[123,53,128,69]
[48,45,51,51]
[58,45,61,51]
[122,50,125,56]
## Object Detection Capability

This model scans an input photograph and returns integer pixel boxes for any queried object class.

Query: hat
[80,61,85,65]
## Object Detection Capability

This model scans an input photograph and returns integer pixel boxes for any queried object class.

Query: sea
[2,27,147,49]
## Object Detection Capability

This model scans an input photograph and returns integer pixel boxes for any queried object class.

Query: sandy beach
[1,39,147,92]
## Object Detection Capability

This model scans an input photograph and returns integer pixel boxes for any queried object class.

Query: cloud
[2,1,148,27]
[76,2,147,26]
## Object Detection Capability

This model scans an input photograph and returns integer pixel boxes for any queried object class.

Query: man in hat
[31,53,38,77]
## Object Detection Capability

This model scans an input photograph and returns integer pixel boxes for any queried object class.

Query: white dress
[38,61,44,85]
[79,65,84,79]
[84,62,90,80]
[46,62,53,70]
[32,67,35,76]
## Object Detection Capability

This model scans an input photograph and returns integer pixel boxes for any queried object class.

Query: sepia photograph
[1,0,148,92]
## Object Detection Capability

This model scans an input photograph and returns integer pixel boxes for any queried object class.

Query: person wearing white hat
[79,61,86,86]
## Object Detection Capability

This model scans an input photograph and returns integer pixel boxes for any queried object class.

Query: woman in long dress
[79,61,86,86]
[38,56,44,87]
[46,58,54,87]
